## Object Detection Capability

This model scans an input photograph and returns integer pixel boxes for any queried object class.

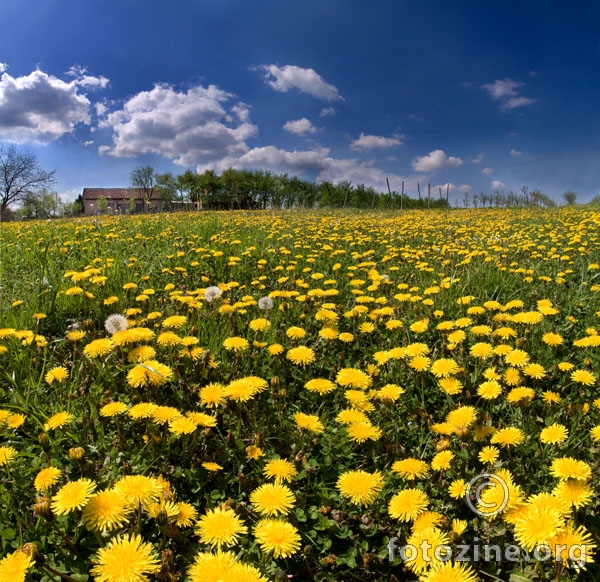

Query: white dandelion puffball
[104,314,129,335]
[258,296,274,310]
[204,286,223,303]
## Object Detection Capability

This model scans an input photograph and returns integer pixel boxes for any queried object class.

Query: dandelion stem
[42,563,80,582]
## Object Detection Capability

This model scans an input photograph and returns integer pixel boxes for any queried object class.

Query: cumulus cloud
[482,78,537,111]
[0,67,96,143]
[99,83,257,165]
[197,145,420,193]
[283,117,319,135]
[257,64,342,101]
[412,149,463,173]
[510,149,522,156]
[319,107,336,118]
[0,63,7,74]
[350,133,404,151]
[66,65,109,89]
[471,154,484,164]
[491,180,505,189]
[482,167,494,175]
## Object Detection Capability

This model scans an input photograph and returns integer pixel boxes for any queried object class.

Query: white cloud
[510,149,522,156]
[59,188,81,202]
[258,64,342,101]
[99,83,257,165]
[482,167,494,175]
[197,145,421,193]
[471,154,484,164]
[0,67,95,143]
[412,149,463,173]
[0,63,7,74]
[482,78,521,100]
[491,180,505,190]
[503,96,536,110]
[482,78,537,111]
[283,117,318,135]
[350,133,403,151]
[319,107,336,118]
[66,65,109,89]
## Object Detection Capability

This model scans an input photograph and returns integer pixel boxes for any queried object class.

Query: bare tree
[0,144,56,219]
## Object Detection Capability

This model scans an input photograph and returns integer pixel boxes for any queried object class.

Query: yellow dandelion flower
[34,467,62,491]
[51,478,96,515]
[571,369,596,386]
[337,469,384,505]
[448,479,467,499]
[82,489,133,533]
[100,402,128,417]
[553,480,594,509]
[253,518,301,558]
[45,366,69,384]
[44,411,74,431]
[550,457,592,481]
[431,450,454,470]
[91,534,160,582]
[0,445,18,466]
[263,459,297,483]
[251,483,296,516]
[293,412,324,433]
[336,368,372,389]
[0,549,34,582]
[127,360,174,388]
[419,561,478,582]
[346,421,382,443]
[477,380,502,400]
[490,426,525,448]
[540,423,568,445]
[113,475,163,507]
[388,488,428,521]
[195,507,247,548]
[286,346,315,365]
[83,338,115,358]
[187,550,267,582]
[478,446,500,464]
[391,458,429,480]
[199,383,227,407]
[223,336,249,352]
[304,378,336,394]
[246,445,264,460]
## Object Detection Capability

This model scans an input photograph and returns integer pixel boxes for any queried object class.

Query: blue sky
[1,0,599,203]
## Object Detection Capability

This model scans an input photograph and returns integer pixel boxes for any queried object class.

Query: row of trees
[0,144,586,221]
[133,166,451,211]
[137,166,582,211]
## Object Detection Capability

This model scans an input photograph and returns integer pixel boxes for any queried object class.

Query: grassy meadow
[1,207,600,582]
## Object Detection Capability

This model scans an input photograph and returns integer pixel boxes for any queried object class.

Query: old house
[82,188,166,214]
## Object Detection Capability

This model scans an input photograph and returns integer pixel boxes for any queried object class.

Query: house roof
[82,188,164,200]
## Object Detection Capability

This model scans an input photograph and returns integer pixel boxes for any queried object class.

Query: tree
[562,190,577,205]
[0,144,56,220]
[130,166,156,211]
[97,195,108,214]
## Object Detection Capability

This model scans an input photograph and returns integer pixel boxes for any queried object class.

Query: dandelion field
[1,207,600,582]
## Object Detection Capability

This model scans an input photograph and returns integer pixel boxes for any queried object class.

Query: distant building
[82,188,166,214]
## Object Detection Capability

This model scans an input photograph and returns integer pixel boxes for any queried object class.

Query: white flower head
[104,314,129,335]
[204,286,223,303]
[258,296,274,310]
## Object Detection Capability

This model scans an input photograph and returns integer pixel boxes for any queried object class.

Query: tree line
[133,166,451,211]
[0,145,590,221]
